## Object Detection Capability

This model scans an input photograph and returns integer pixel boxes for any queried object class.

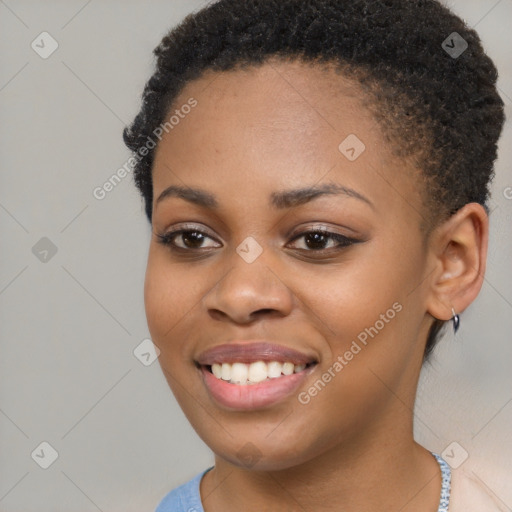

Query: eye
[155,224,221,251]
[155,224,361,254]
[287,227,358,252]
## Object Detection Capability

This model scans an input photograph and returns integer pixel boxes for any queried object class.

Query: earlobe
[425,203,489,323]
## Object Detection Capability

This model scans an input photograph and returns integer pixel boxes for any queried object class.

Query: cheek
[301,241,424,366]
[143,252,207,402]
[301,260,400,336]
[143,249,195,348]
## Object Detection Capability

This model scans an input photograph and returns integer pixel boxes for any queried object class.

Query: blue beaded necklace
[432,452,451,511]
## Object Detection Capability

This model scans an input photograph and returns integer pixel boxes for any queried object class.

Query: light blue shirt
[155,467,212,512]
[155,453,451,511]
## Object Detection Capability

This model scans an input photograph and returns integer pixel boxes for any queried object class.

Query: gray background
[0,1,511,511]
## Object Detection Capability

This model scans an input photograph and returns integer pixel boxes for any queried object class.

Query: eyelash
[155,224,360,255]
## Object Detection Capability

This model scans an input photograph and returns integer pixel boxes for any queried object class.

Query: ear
[425,202,489,321]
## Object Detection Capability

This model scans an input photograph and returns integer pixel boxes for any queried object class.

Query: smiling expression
[144,59,437,470]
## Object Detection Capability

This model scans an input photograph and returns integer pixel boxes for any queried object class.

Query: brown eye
[288,230,357,251]
[156,225,221,251]
[175,231,208,249]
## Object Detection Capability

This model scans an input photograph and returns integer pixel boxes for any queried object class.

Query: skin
[145,59,488,511]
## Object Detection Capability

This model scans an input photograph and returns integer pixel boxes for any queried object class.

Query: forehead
[158,60,373,160]
[152,60,424,222]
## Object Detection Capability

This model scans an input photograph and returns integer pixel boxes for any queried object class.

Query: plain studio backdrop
[0,1,511,511]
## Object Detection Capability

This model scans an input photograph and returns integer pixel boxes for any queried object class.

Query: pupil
[306,232,327,249]
[183,231,204,248]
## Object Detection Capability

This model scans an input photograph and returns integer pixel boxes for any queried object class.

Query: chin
[201,427,324,471]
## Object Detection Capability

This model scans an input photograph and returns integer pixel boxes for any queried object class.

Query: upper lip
[196,341,318,366]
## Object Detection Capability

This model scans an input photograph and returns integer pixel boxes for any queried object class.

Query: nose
[202,252,294,325]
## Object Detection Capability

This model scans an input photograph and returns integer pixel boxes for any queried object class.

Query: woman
[123,0,506,510]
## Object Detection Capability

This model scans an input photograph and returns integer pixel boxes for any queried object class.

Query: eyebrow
[155,183,374,210]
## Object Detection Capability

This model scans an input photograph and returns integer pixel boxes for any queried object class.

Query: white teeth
[212,363,222,379]
[231,362,248,384]
[267,361,283,378]
[294,364,306,373]
[282,362,294,376]
[248,361,267,383]
[221,363,231,381]
[209,360,309,384]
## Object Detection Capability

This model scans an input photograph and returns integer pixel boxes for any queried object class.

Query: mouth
[202,360,317,385]
[195,342,318,409]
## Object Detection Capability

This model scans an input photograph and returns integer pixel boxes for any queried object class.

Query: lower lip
[200,365,314,410]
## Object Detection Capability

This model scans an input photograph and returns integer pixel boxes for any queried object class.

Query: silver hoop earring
[451,308,460,334]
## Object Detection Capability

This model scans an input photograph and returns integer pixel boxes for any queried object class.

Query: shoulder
[450,468,508,512]
[155,467,213,512]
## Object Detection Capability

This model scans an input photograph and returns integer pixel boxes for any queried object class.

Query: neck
[200,409,442,512]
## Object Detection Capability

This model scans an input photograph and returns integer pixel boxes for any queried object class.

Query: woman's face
[145,60,435,470]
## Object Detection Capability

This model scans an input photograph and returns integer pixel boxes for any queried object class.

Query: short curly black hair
[123,0,505,359]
